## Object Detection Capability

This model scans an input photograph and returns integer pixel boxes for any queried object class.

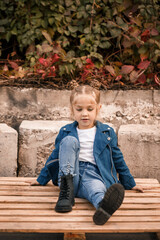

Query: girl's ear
[96,104,102,115]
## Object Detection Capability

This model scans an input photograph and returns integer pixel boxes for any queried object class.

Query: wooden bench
[0,177,160,240]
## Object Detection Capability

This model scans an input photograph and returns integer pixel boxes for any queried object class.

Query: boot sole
[55,205,72,213]
[93,183,124,225]
[55,200,75,213]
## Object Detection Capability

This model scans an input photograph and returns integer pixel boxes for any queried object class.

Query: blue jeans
[58,136,107,209]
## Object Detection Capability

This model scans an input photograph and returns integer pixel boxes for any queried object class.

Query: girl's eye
[76,109,82,111]
[88,108,93,111]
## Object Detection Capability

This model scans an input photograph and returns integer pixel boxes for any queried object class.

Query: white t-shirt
[77,126,96,165]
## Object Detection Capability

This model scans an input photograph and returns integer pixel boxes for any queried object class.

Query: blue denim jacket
[37,121,136,190]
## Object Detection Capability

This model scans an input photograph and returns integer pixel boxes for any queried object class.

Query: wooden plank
[0,222,160,233]
[0,209,159,216]
[0,202,159,209]
[0,215,160,222]
[1,190,160,197]
[0,202,159,210]
[0,177,158,183]
[0,196,160,204]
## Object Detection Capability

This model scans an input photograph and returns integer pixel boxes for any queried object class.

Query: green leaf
[99,41,111,49]
[90,52,104,64]
[84,27,91,34]
[65,0,73,7]
[110,28,121,38]
[42,31,52,45]
[0,26,5,33]
[138,46,148,55]
[68,25,78,33]
[11,27,18,35]
[54,14,63,22]
[48,18,54,25]
[65,17,72,23]
[66,50,75,59]
[6,31,11,41]
[0,18,8,25]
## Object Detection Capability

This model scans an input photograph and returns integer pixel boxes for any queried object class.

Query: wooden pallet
[0,177,160,240]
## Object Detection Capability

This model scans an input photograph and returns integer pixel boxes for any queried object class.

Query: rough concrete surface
[0,123,18,176]
[18,120,70,177]
[118,124,160,182]
[0,87,160,130]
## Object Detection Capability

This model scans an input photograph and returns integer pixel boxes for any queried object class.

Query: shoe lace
[59,178,71,200]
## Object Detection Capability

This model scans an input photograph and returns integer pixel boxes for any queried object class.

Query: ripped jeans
[58,136,107,209]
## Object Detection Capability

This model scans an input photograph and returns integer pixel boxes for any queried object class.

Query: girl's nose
[82,110,88,116]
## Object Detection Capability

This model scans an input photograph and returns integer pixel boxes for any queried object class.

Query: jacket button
[108,127,110,130]
[63,128,66,130]
[107,137,111,141]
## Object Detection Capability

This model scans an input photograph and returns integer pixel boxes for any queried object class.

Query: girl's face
[72,94,101,129]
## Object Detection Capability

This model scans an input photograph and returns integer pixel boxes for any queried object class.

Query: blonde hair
[70,85,100,105]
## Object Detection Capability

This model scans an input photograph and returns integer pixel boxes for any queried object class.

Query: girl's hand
[26,179,41,186]
[132,185,144,192]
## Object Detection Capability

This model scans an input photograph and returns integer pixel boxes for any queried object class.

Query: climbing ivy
[0,0,160,88]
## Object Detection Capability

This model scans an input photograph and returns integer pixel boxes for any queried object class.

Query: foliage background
[0,0,160,89]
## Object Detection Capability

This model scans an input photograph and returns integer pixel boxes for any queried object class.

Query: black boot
[55,174,75,212]
[93,183,125,225]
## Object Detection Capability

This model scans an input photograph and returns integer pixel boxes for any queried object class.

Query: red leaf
[141,30,150,42]
[86,58,93,64]
[137,60,150,70]
[140,53,148,62]
[8,61,19,70]
[85,58,94,69]
[115,75,122,81]
[121,65,134,74]
[154,74,160,86]
[137,74,146,84]
[141,29,150,37]
[37,69,45,74]
[105,65,115,76]
[3,64,9,71]
[39,58,49,67]
[52,54,60,64]
[130,70,139,83]
[150,28,159,36]
[39,58,45,65]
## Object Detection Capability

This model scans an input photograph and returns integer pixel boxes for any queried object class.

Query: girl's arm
[110,129,137,190]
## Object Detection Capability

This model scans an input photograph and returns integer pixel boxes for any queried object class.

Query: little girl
[30,85,143,225]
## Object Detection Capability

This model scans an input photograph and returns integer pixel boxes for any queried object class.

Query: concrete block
[0,124,18,176]
[18,120,117,177]
[118,124,160,182]
[18,120,71,177]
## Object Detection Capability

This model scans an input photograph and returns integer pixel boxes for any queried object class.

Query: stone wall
[0,87,159,130]
[0,87,159,182]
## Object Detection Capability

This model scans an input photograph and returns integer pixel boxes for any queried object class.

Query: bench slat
[0,196,160,204]
[1,190,160,197]
[0,222,159,233]
[0,209,160,216]
[0,216,160,223]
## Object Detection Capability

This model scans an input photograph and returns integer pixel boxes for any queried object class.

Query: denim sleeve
[110,130,136,190]
[37,128,62,185]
